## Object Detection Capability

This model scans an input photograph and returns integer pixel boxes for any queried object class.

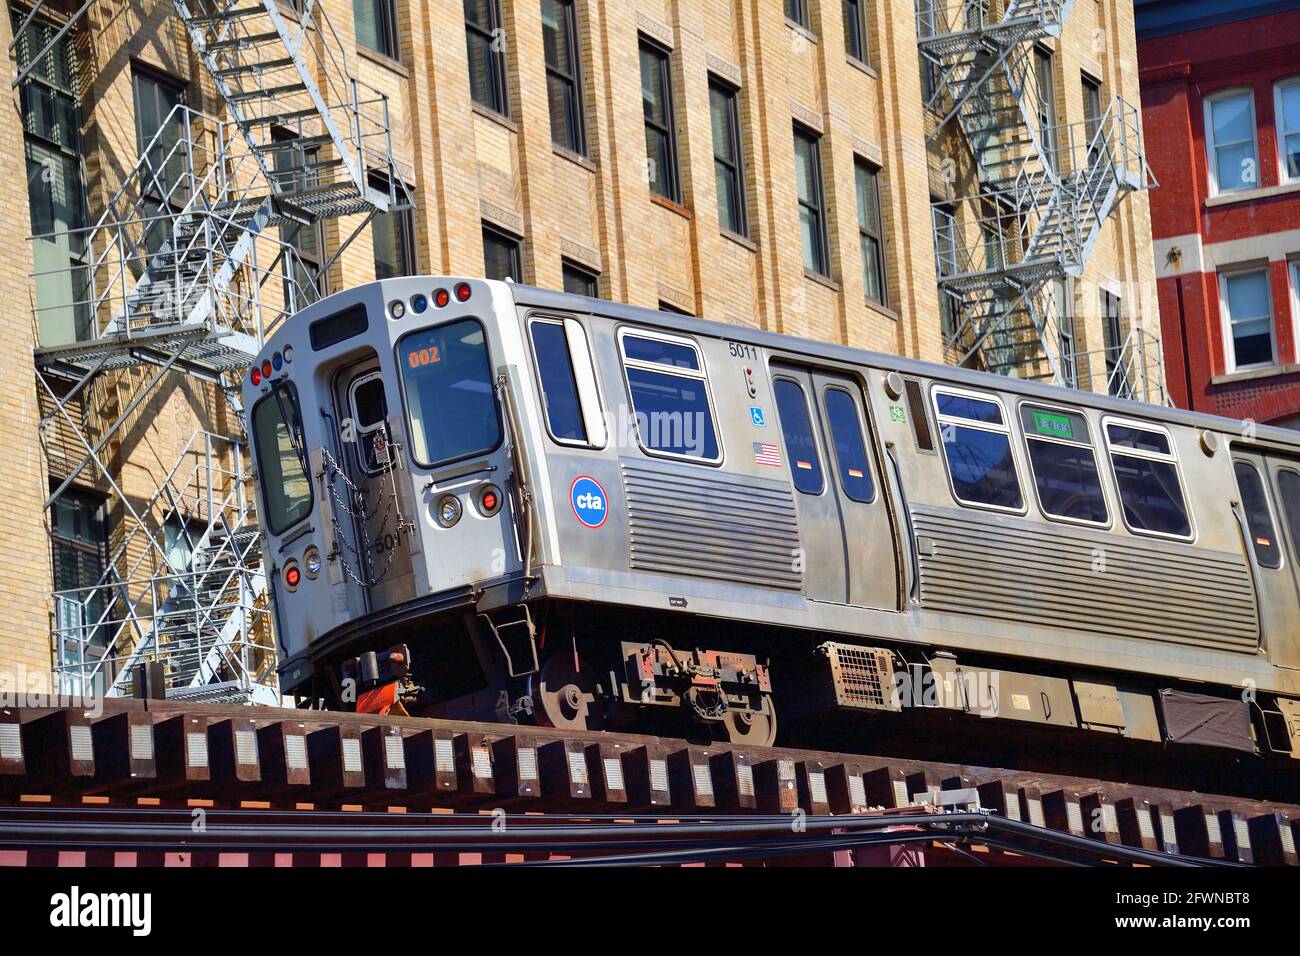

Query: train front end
[243,277,532,706]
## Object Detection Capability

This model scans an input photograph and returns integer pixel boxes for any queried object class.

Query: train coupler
[617,641,772,725]
[342,644,427,717]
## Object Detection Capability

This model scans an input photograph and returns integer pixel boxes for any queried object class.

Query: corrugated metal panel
[621,458,803,591]
[912,506,1259,653]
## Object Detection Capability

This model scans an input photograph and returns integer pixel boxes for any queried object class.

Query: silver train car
[244,276,1300,764]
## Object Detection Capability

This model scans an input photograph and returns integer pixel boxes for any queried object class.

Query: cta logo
[570,475,608,528]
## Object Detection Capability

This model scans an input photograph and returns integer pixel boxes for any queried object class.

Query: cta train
[243,276,1300,764]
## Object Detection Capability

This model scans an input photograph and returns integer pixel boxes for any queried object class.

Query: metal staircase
[17,0,412,701]
[918,0,1158,393]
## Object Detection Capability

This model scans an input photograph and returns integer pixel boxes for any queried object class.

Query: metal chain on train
[318,448,403,588]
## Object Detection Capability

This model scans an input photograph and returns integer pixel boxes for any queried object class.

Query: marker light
[411,293,428,314]
[250,367,262,386]
[435,494,462,528]
[284,562,301,590]
[478,484,503,517]
[434,288,450,308]
[261,359,273,379]
[454,282,472,302]
[390,299,406,320]
[282,344,293,364]
[272,351,283,371]
[303,546,322,579]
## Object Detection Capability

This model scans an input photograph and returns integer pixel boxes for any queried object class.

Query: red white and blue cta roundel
[570,475,608,528]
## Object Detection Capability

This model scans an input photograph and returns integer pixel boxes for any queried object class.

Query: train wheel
[719,702,777,748]
[536,654,605,732]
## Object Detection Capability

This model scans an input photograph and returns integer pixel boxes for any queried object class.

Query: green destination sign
[1032,410,1074,439]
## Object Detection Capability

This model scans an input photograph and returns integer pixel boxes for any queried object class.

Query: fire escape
[14,0,412,702]
[918,0,1161,398]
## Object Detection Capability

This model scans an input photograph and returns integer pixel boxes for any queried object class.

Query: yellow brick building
[0,0,1157,691]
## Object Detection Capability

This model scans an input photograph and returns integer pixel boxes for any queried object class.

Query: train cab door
[769,365,898,610]
[331,361,417,608]
[1238,451,1300,667]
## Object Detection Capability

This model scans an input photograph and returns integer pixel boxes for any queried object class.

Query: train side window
[774,378,824,495]
[823,386,875,502]
[1277,469,1300,561]
[348,372,391,475]
[618,329,720,462]
[1233,461,1282,569]
[529,317,606,447]
[1103,419,1192,539]
[1019,404,1108,525]
[932,387,1024,512]
[252,384,313,535]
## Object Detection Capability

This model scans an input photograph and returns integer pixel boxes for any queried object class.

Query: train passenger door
[770,365,897,609]
[1239,452,1300,667]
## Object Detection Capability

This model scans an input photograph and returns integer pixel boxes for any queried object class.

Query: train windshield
[398,318,502,466]
[252,383,313,534]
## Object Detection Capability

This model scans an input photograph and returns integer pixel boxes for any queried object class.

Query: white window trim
[616,325,724,465]
[1204,88,1259,196]
[1218,265,1276,373]
[527,313,607,450]
[1274,77,1300,185]
[931,384,1027,516]
[1017,399,1113,530]
[1101,415,1195,542]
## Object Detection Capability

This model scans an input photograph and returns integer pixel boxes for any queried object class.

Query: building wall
[1138,4,1300,424]
[0,0,1156,680]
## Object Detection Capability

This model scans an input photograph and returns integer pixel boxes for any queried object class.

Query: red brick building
[1137,0,1300,426]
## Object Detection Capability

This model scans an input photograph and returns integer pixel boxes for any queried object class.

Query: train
[242,276,1300,768]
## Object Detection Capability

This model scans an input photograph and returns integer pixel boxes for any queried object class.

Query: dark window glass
[530,320,587,442]
[1234,461,1282,569]
[1106,423,1170,456]
[794,126,829,276]
[309,304,368,351]
[1026,439,1107,523]
[465,0,508,116]
[709,78,746,236]
[350,374,390,474]
[1278,470,1300,560]
[775,379,823,494]
[936,392,1003,425]
[622,334,699,370]
[824,387,875,503]
[398,319,502,466]
[542,0,585,155]
[482,224,522,281]
[1111,454,1190,537]
[785,0,808,28]
[941,425,1024,510]
[561,259,598,297]
[132,68,186,252]
[844,0,867,63]
[252,385,313,534]
[274,133,326,309]
[640,39,680,203]
[355,0,399,60]
[625,367,719,460]
[51,490,109,650]
[370,174,416,279]
[855,159,886,306]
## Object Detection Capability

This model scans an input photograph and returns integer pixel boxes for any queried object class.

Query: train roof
[507,280,1300,454]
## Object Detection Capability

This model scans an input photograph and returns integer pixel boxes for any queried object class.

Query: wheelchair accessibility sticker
[570,475,608,528]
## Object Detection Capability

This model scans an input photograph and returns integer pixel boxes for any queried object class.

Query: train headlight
[389,299,406,320]
[303,547,322,579]
[282,344,293,364]
[477,483,503,517]
[435,494,462,528]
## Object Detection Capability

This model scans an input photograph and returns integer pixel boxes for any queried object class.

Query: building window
[933,204,960,338]
[482,223,522,281]
[465,0,508,116]
[354,0,399,61]
[843,0,868,64]
[785,0,808,29]
[542,0,584,155]
[640,38,680,204]
[1220,268,1274,371]
[709,77,746,237]
[1053,279,1078,389]
[1275,78,1300,183]
[370,173,416,279]
[1205,90,1257,194]
[274,132,327,311]
[794,125,829,277]
[659,300,693,316]
[132,67,186,256]
[916,0,940,104]
[1100,288,1129,397]
[51,490,110,667]
[855,159,886,306]
[561,258,599,297]
[1034,47,1058,172]
[1082,73,1103,163]
[15,5,91,347]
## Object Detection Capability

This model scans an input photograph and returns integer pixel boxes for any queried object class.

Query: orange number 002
[408,345,441,368]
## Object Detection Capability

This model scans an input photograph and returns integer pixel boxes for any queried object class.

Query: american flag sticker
[753,442,781,467]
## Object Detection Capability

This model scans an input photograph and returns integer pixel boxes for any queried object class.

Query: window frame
[354,0,400,61]
[527,313,607,449]
[639,36,681,205]
[1017,399,1112,529]
[1101,415,1195,542]
[931,385,1027,516]
[1233,458,1285,571]
[1276,77,1300,185]
[1204,87,1259,196]
[561,258,599,298]
[785,0,809,29]
[709,74,747,239]
[855,157,887,307]
[1218,265,1276,372]
[369,170,417,279]
[465,0,509,117]
[773,375,827,496]
[542,0,586,156]
[616,325,723,466]
[482,222,522,282]
[843,0,869,65]
[794,124,830,278]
